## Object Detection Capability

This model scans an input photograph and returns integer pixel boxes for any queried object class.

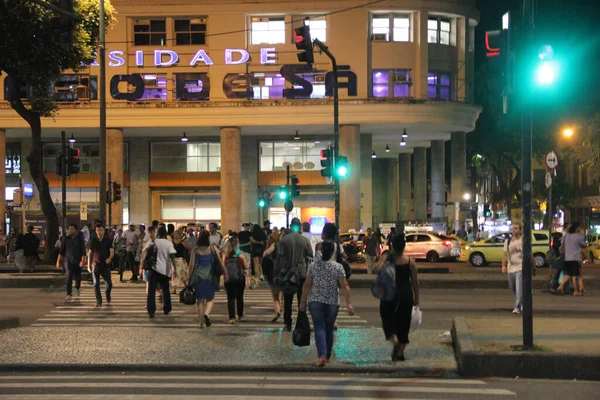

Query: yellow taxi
[585,233,600,261]
[460,230,550,267]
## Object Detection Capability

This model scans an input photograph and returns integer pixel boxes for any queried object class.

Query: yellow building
[0,0,481,234]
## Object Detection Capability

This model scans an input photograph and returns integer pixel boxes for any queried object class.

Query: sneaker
[95,303,102,308]
[65,295,72,302]
[204,314,212,327]
[512,308,521,314]
[75,289,80,297]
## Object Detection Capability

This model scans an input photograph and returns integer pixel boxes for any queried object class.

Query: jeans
[65,262,82,296]
[126,251,138,279]
[308,301,339,359]
[224,279,245,319]
[284,278,305,327]
[147,270,172,316]
[92,264,112,305]
[365,254,377,274]
[508,271,523,310]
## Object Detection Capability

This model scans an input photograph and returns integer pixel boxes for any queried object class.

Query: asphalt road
[0,372,597,399]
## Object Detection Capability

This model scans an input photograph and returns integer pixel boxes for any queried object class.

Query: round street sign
[545,171,552,189]
[545,150,559,170]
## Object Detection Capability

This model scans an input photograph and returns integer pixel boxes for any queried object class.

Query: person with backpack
[223,236,248,324]
[299,241,353,367]
[144,226,177,318]
[374,234,420,362]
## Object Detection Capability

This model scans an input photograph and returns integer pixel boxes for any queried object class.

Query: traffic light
[258,197,267,208]
[293,23,314,65]
[335,156,348,178]
[55,154,63,176]
[534,45,559,87]
[320,148,333,178]
[291,175,300,198]
[67,148,80,175]
[484,204,491,218]
[112,181,122,202]
[53,0,74,50]
[278,186,288,200]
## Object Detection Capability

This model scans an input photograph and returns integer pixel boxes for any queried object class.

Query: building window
[5,143,21,175]
[428,17,451,45]
[428,72,452,100]
[372,14,410,42]
[251,17,286,45]
[260,141,332,172]
[293,16,327,42]
[53,74,98,102]
[150,142,221,172]
[372,69,411,98]
[42,143,129,173]
[174,18,207,45]
[175,73,209,101]
[140,73,168,101]
[251,72,326,100]
[133,19,167,46]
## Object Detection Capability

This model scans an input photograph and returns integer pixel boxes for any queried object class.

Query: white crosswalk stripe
[31,287,370,329]
[0,373,517,399]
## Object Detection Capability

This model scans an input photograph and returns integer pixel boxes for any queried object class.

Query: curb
[0,275,65,289]
[451,316,600,381]
[0,363,458,377]
[0,318,19,330]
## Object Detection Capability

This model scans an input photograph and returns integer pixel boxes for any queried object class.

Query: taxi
[459,230,550,267]
[585,233,600,261]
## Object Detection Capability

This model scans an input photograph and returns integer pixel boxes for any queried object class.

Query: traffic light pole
[313,39,340,230]
[286,165,291,230]
[108,172,112,227]
[521,0,535,350]
[99,0,107,224]
[61,131,67,238]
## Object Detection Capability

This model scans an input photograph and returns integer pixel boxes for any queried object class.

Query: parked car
[403,233,461,262]
[460,230,550,267]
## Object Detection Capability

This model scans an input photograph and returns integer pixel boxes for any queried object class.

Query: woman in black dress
[376,234,420,361]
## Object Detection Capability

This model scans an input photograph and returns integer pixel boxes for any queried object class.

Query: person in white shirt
[502,222,525,314]
[142,225,176,318]
[302,222,320,255]
[122,223,139,281]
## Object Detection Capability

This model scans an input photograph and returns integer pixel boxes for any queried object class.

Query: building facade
[0,0,481,234]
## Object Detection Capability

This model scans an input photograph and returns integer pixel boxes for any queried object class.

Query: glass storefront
[260,140,331,171]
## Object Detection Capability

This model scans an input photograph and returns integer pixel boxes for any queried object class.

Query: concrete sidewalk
[453,316,600,380]
[0,325,456,375]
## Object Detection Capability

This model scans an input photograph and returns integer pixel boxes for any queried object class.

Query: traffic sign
[545,172,552,189]
[545,150,559,170]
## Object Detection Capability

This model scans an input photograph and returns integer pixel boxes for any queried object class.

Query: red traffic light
[320,149,331,159]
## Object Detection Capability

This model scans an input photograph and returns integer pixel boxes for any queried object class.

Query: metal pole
[548,179,552,247]
[19,175,25,233]
[108,172,112,227]
[521,0,535,350]
[99,0,107,224]
[61,131,67,238]
[286,165,290,230]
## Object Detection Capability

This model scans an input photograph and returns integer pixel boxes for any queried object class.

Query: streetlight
[463,193,471,201]
[563,128,573,137]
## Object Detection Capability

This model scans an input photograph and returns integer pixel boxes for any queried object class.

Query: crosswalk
[0,373,517,399]
[31,285,370,329]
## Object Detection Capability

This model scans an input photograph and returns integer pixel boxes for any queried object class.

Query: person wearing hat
[122,222,139,281]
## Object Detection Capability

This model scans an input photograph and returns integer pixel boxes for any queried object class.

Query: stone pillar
[0,130,5,226]
[106,128,123,227]
[451,132,467,229]
[129,137,151,225]
[413,148,427,221]
[386,158,399,221]
[220,127,241,233]
[360,134,373,229]
[414,11,429,100]
[241,136,258,224]
[431,140,446,220]
[339,124,361,231]
[398,153,411,221]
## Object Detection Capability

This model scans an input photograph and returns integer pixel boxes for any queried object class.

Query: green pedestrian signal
[258,198,267,208]
[279,187,288,200]
[336,156,348,178]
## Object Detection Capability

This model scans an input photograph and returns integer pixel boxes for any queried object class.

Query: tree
[0,0,116,260]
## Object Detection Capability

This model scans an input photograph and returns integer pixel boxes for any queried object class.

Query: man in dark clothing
[362,228,379,275]
[239,223,252,254]
[264,220,273,237]
[56,224,86,301]
[277,218,313,331]
[87,224,114,307]
[23,226,40,272]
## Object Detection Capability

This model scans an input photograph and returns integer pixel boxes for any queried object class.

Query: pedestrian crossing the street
[31,285,370,329]
[0,373,517,399]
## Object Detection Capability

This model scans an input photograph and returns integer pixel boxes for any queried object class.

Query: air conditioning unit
[373,33,388,41]
[314,75,326,83]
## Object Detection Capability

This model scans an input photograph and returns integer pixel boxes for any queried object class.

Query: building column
[451,132,467,230]
[387,158,399,221]
[106,128,123,227]
[0,130,5,227]
[413,148,427,221]
[129,137,151,225]
[241,136,258,224]
[414,10,429,100]
[398,153,411,221]
[360,134,373,229]
[339,124,361,231]
[431,140,446,220]
[220,127,241,233]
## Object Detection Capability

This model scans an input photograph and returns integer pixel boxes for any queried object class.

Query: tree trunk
[7,75,59,262]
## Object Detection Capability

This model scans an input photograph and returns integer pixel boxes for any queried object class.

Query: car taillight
[442,241,452,248]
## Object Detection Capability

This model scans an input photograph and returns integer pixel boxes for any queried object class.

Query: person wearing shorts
[559,222,586,296]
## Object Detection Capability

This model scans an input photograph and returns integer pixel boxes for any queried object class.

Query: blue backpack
[371,260,397,301]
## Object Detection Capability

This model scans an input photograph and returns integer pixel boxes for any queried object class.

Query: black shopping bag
[179,286,197,305]
[292,311,311,347]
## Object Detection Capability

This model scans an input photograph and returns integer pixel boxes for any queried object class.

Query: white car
[403,233,461,262]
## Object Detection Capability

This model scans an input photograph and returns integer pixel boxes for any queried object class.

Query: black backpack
[336,243,352,280]
[143,243,157,271]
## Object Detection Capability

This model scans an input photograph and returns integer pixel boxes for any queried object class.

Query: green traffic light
[336,165,348,177]
[258,199,266,208]
[279,191,287,200]
[535,61,558,86]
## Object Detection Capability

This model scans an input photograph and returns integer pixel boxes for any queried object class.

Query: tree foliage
[0,0,116,260]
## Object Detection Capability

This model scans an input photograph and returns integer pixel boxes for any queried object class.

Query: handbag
[179,286,197,305]
[210,246,223,277]
[292,311,311,347]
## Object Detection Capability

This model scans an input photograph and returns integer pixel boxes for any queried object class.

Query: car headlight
[464,246,471,250]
